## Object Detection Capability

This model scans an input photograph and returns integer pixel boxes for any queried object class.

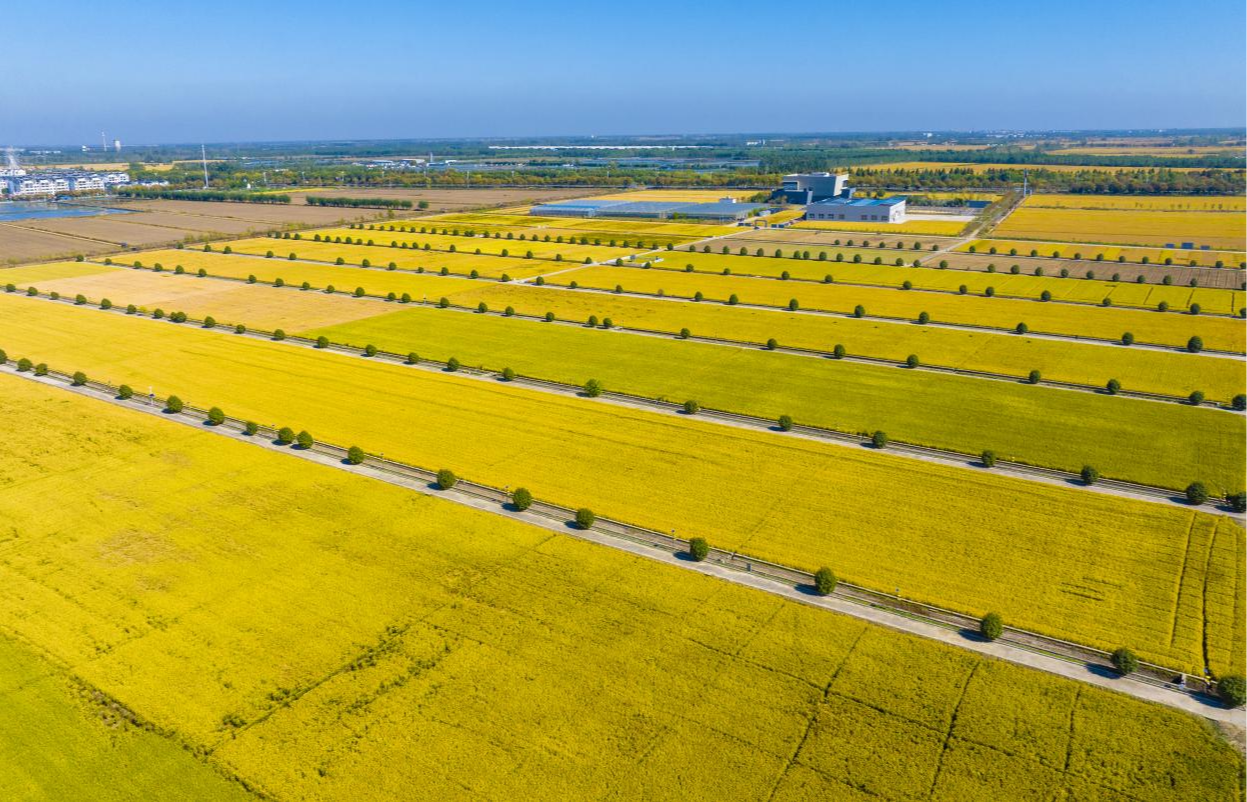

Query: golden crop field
[0,376,1239,801]
[308,295,1247,405]
[1047,145,1242,157]
[124,248,481,298]
[629,251,1245,313]
[7,257,1241,406]
[13,262,385,331]
[958,238,1247,268]
[1024,194,1247,212]
[792,218,969,237]
[383,279,1245,400]
[0,294,1241,676]
[552,266,1247,352]
[308,227,628,262]
[993,207,1246,250]
[219,237,553,279]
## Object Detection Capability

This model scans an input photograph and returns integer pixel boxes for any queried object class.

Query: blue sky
[6,0,1245,145]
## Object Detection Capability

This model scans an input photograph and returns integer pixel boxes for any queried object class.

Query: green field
[0,293,1241,675]
[306,302,1247,456]
[550,266,1247,351]
[0,631,252,801]
[0,374,1240,801]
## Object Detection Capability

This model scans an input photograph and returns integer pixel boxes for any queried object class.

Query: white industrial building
[805,196,907,223]
[777,172,850,204]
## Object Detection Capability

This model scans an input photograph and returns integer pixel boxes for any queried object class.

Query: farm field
[581,189,761,202]
[0,631,253,801]
[730,227,960,249]
[221,237,552,279]
[550,265,1247,351]
[958,238,1246,269]
[859,161,1219,173]
[105,249,482,298]
[0,376,1240,801]
[1022,194,1247,212]
[308,294,1247,404]
[992,207,1246,250]
[628,251,1245,312]
[7,259,1242,403]
[0,292,1242,676]
[285,186,587,208]
[791,218,970,237]
[423,211,739,238]
[307,226,630,262]
[0,223,118,265]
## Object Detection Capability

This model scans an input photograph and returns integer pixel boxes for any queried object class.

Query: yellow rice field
[792,218,969,237]
[0,295,1241,675]
[218,237,551,279]
[551,266,1247,351]
[307,227,628,262]
[958,239,1246,268]
[1,375,1239,801]
[1023,194,1247,212]
[993,207,1246,250]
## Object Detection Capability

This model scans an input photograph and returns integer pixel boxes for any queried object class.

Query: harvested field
[0,375,1239,801]
[18,215,219,247]
[551,266,1246,351]
[0,295,1241,676]
[116,198,390,225]
[945,250,1246,289]
[0,223,116,264]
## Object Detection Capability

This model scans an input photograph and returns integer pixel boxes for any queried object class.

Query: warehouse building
[805,196,907,224]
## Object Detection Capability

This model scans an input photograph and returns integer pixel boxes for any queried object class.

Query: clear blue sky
[7,0,1245,145]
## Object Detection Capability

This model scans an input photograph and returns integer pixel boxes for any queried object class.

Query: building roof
[531,200,626,212]
[674,201,767,217]
[808,196,906,208]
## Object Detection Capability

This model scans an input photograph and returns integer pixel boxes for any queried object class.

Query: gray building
[776,172,849,204]
[805,196,907,224]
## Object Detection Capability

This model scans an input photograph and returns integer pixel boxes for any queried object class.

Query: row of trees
[115,187,291,204]
[305,195,414,209]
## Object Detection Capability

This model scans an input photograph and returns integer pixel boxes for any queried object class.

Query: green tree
[273,329,286,341]
[446,357,461,372]
[436,468,457,490]
[871,430,888,449]
[981,450,996,468]
[682,399,700,415]
[511,487,533,511]
[1218,675,1246,708]
[1189,390,1205,405]
[1106,378,1121,395]
[207,407,225,425]
[689,537,709,561]
[276,427,295,444]
[1121,332,1134,345]
[1027,370,1041,384]
[346,445,366,465]
[1081,465,1099,485]
[364,344,378,357]
[315,336,329,348]
[166,395,184,413]
[244,421,259,436]
[501,367,516,381]
[118,384,133,400]
[1110,647,1138,675]
[778,414,794,432]
[1187,336,1203,353]
[575,508,595,529]
[813,567,836,596]
[980,612,1003,641]
[407,352,420,364]
[1185,482,1209,505]
[584,379,603,397]
[71,371,87,386]
[905,354,920,368]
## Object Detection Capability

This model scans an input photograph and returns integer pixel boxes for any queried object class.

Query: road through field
[8,364,1242,728]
